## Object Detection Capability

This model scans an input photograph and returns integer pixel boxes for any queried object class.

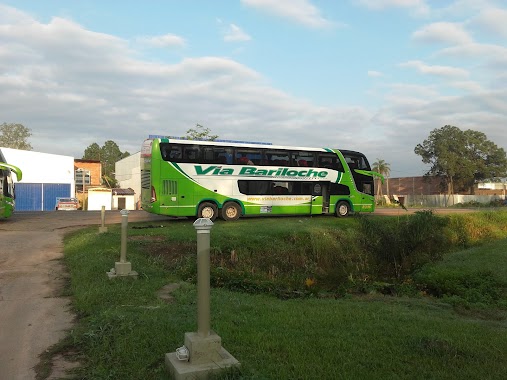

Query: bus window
[238,180,270,195]
[342,151,371,170]
[271,181,289,195]
[330,183,351,195]
[272,182,315,195]
[317,153,344,172]
[266,150,290,166]
[235,149,261,165]
[290,182,313,195]
[201,146,214,163]
[213,147,233,164]
[182,146,200,163]
[291,151,315,167]
[161,143,182,161]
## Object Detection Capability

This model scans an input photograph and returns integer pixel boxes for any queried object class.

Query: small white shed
[87,188,112,210]
[112,188,136,210]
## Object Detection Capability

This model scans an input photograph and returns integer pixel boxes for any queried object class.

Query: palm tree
[372,159,391,201]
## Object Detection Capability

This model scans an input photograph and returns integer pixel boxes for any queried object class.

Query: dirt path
[0,211,171,380]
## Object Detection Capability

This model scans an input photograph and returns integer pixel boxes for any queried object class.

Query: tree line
[2,122,506,194]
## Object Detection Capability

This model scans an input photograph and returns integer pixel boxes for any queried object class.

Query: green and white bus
[141,137,382,221]
[0,149,22,219]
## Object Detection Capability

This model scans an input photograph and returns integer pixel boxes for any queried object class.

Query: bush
[358,210,449,280]
[143,211,507,298]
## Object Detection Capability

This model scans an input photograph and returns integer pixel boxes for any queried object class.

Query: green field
[39,211,507,379]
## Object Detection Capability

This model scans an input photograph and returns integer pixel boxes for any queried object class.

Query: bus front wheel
[198,202,218,221]
[335,201,350,217]
[221,202,241,221]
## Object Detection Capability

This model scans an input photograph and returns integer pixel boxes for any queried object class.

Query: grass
[45,211,507,379]
[414,237,507,312]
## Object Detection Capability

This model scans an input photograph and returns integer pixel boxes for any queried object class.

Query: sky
[1,0,507,177]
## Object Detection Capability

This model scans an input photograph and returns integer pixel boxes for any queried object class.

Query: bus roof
[148,137,361,155]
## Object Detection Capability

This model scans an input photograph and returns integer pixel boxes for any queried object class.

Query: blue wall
[15,183,71,211]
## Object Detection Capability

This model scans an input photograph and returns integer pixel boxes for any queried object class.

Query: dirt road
[0,211,171,380]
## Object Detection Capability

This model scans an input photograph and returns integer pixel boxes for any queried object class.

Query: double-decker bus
[0,149,23,219]
[141,137,382,221]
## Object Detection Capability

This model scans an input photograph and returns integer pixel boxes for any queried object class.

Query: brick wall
[378,176,506,196]
[379,176,445,195]
[74,160,102,187]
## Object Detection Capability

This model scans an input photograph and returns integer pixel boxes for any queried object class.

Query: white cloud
[386,83,440,99]
[355,0,430,16]
[0,4,34,23]
[447,80,484,93]
[241,0,335,28]
[436,42,507,63]
[2,3,507,177]
[469,8,507,39]
[224,24,252,42]
[137,34,186,48]
[435,0,498,18]
[412,22,473,45]
[0,6,370,162]
[399,60,469,78]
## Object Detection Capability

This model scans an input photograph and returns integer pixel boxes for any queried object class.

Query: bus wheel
[221,202,241,221]
[198,202,218,221]
[335,201,350,217]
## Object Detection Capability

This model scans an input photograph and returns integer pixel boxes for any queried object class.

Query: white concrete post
[193,218,214,337]
[165,217,240,379]
[119,209,129,263]
[99,205,108,233]
[106,209,137,278]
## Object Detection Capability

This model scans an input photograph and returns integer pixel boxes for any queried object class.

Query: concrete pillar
[119,209,128,263]
[99,205,108,233]
[106,210,137,279]
[195,218,212,338]
[165,218,240,379]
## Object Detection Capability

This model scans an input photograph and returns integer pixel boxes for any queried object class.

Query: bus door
[311,182,329,215]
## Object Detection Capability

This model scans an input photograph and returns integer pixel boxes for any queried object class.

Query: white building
[115,152,141,207]
[112,188,136,210]
[1,147,75,211]
[87,188,112,211]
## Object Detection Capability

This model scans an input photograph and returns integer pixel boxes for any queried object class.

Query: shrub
[358,210,448,280]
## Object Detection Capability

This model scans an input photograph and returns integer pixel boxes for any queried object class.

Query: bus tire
[198,202,218,221]
[221,202,241,221]
[335,201,350,217]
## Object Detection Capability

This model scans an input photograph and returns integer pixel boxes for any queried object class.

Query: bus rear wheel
[221,202,241,221]
[198,202,218,221]
[335,201,350,217]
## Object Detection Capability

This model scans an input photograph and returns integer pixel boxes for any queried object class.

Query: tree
[185,124,218,141]
[0,123,33,150]
[414,125,507,194]
[82,140,130,188]
[83,142,101,160]
[372,158,390,198]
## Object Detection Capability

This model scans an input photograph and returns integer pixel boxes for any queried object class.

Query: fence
[379,194,506,208]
